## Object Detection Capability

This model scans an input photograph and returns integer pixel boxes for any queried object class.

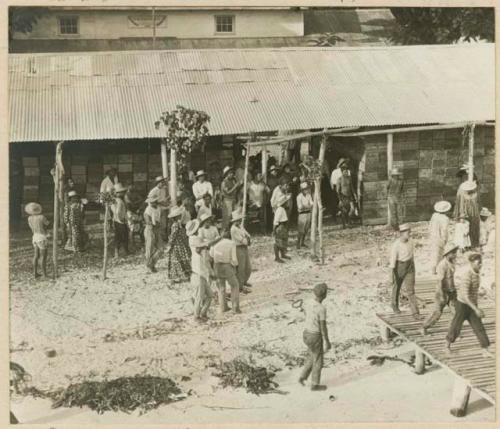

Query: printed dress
[166,221,192,281]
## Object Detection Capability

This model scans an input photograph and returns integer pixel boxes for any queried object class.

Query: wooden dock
[376,277,496,417]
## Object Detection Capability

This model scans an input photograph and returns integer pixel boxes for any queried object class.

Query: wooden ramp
[376,277,496,416]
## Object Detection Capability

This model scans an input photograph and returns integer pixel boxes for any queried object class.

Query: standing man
[111,183,129,258]
[387,168,405,231]
[148,176,169,243]
[330,158,349,221]
[220,166,239,231]
[270,178,291,213]
[197,192,214,220]
[446,252,492,356]
[336,164,357,228]
[230,209,252,293]
[209,229,240,316]
[26,202,50,279]
[266,165,280,231]
[389,223,421,319]
[454,180,480,248]
[248,172,269,233]
[296,182,313,249]
[143,195,162,273]
[421,244,458,335]
[100,168,118,194]
[428,200,451,274]
[298,283,331,391]
[192,170,213,213]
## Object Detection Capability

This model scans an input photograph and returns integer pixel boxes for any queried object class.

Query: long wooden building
[8,44,495,225]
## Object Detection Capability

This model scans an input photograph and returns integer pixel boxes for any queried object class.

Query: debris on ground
[50,376,186,414]
[212,359,280,395]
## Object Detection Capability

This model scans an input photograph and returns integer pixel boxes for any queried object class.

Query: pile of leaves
[212,359,279,395]
[50,376,186,415]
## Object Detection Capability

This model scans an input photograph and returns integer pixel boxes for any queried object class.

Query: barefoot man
[26,202,50,279]
[299,283,331,391]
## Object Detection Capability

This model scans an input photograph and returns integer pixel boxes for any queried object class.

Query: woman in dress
[166,206,191,283]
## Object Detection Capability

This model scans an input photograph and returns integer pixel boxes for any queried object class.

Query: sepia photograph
[6,1,497,425]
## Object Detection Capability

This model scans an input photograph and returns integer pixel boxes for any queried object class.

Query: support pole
[468,124,475,181]
[414,349,426,375]
[450,378,472,417]
[52,141,64,280]
[262,147,268,229]
[241,135,252,228]
[310,184,318,260]
[386,133,393,227]
[317,133,327,264]
[161,141,168,180]
[151,7,156,49]
[102,204,109,280]
[170,148,177,206]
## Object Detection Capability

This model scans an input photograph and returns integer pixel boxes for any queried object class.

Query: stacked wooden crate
[22,157,40,211]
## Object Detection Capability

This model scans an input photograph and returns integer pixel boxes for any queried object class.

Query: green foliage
[8,7,49,42]
[390,8,494,45]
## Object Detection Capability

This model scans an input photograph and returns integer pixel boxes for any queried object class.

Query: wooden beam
[450,378,472,417]
[241,136,251,228]
[386,133,393,227]
[102,204,109,280]
[468,124,475,181]
[52,141,64,280]
[170,148,177,206]
[317,133,327,264]
[161,141,168,181]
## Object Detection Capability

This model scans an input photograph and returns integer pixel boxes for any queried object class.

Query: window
[58,16,79,35]
[215,15,234,34]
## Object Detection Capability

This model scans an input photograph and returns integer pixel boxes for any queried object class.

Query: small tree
[155,106,210,200]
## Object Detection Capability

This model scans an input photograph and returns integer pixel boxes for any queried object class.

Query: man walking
[111,183,129,258]
[389,223,421,319]
[429,200,451,274]
[230,209,252,293]
[421,243,458,335]
[446,252,492,356]
[299,283,331,391]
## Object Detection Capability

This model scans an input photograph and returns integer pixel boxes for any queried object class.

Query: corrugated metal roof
[9,44,494,142]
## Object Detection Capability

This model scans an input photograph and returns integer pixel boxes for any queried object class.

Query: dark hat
[313,283,328,298]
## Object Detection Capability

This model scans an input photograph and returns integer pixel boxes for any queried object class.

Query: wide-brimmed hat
[222,166,233,177]
[168,206,184,218]
[461,181,477,192]
[300,182,309,190]
[146,195,159,204]
[186,219,200,236]
[443,243,459,257]
[399,223,411,232]
[195,170,207,178]
[269,165,278,173]
[114,183,127,193]
[277,194,290,207]
[456,164,472,176]
[25,202,42,216]
[68,190,79,198]
[434,200,451,213]
[199,212,214,225]
[231,209,243,223]
[480,208,492,217]
[391,167,402,176]
[337,158,348,169]
[155,176,166,184]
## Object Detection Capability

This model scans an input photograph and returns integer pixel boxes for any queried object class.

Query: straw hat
[195,170,207,179]
[231,209,243,223]
[114,183,127,193]
[480,208,492,217]
[222,166,233,178]
[168,206,184,218]
[461,181,477,192]
[155,176,166,184]
[337,158,348,169]
[300,182,309,190]
[443,243,459,257]
[25,202,42,216]
[399,223,411,232]
[68,190,79,198]
[146,195,159,204]
[186,219,200,236]
[434,200,451,213]
[391,167,402,176]
[269,165,278,173]
[199,212,214,225]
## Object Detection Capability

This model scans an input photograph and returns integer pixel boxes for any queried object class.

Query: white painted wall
[13,9,304,39]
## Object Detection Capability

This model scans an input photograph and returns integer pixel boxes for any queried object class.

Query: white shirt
[297,193,314,213]
[192,181,214,205]
[100,176,117,193]
[273,206,288,226]
[148,186,169,206]
[330,168,350,190]
[304,299,327,333]
[144,205,161,226]
[389,238,414,268]
[248,182,267,208]
[231,224,250,246]
[429,213,450,247]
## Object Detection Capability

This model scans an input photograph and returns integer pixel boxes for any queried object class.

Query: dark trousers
[114,221,129,254]
[423,290,457,329]
[446,301,490,348]
[299,330,324,386]
[392,260,419,315]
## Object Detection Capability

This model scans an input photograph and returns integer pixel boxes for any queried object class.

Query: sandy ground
[9,218,496,423]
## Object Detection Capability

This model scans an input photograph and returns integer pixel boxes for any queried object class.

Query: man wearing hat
[220,166,239,231]
[187,219,213,322]
[387,167,405,230]
[192,170,213,213]
[446,252,491,356]
[454,179,480,248]
[197,192,213,220]
[299,283,331,391]
[479,207,494,250]
[143,195,162,273]
[389,223,421,319]
[111,183,129,258]
[296,181,313,249]
[100,167,118,194]
[273,193,291,263]
[230,209,252,293]
[421,243,458,335]
[248,172,269,233]
[428,200,452,274]
[148,176,170,243]
[329,158,350,221]
[26,202,50,279]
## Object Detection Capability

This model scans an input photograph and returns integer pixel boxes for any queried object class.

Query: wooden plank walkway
[376,277,496,409]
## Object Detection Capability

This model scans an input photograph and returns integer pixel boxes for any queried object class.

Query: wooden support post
[386,133,393,227]
[170,148,177,206]
[262,147,268,228]
[102,204,109,280]
[241,140,251,228]
[310,184,318,260]
[414,349,426,375]
[52,141,64,280]
[317,133,327,264]
[468,124,475,181]
[450,378,472,417]
[161,141,168,180]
